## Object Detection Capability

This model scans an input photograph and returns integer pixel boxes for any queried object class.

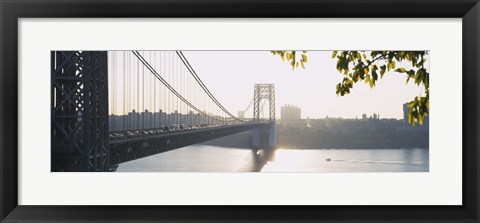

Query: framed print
[1,0,479,222]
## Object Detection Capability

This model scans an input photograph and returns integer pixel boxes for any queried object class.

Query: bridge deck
[109,122,269,166]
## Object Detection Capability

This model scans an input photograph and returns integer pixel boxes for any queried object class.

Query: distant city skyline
[109,51,428,119]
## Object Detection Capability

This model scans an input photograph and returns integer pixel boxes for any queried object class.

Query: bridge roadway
[108,122,270,166]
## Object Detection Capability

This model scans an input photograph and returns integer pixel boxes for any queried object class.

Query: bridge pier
[250,123,276,171]
[251,123,276,149]
[268,123,277,148]
[251,129,261,149]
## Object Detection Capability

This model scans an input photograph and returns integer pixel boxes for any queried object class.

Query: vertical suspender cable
[127,51,131,130]
[142,51,145,129]
[137,53,140,130]
[113,51,116,131]
[154,51,156,129]
[123,51,126,131]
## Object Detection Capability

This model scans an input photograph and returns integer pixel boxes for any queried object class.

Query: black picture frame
[1,0,479,222]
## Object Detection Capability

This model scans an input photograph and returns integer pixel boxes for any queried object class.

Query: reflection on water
[262,148,428,172]
[116,146,256,172]
[116,145,428,172]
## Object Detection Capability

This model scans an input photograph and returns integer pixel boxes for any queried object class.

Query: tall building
[281,104,301,122]
[237,111,245,119]
[403,103,409,123]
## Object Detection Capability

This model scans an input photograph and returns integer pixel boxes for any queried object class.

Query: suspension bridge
[51,51,276,172]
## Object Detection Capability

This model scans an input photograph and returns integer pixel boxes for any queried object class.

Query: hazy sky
[181,51,426,119]
[108,51,427,120]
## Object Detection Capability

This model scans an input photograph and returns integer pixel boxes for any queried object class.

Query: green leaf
[372,70,378,81]
[302,54,308,62]
[380,65,386,78]
[331,51,338,58]
[407,101,415,108]
[407,110,412,124]
[394,67,407,73]
[356,52,361,60]
[417,113,423,125]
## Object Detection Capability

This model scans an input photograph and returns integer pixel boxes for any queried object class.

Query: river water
[116,145,428,172]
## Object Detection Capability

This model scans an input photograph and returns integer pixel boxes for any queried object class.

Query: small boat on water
[326,158,331,161]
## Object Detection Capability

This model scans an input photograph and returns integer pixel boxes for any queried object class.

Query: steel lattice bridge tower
[252,84,276,150]
[51,51,275,172]
[253,84,275,123]
[51,51,110,171]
